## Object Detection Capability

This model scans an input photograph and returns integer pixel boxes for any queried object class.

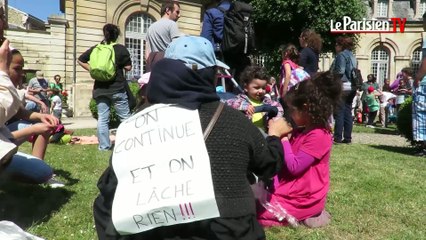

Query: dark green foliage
[396,97,413,143]
[89,82,140,128]
[250,0,366,76]
[24,72,35,84]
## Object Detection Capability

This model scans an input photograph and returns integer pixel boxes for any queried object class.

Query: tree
[250,0,367,76]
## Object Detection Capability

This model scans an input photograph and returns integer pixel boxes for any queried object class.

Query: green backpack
[89,43,117,82]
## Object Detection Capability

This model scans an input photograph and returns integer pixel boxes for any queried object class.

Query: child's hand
[267,117,293,138]
[246,105,255,116]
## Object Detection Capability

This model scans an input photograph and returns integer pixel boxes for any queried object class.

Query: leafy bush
[24,72,35,84]
[396,97,413,143]
[89,82,140,129]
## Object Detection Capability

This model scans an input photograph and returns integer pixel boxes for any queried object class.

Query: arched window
[420,0,426,16]
[411,47,422,76]
[376,0,388,18]
[125,13,153,80]
[370,46,389,86]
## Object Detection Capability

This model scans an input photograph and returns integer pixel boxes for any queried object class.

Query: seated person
[226,66,284,132]
[93,36,288,240]
[0,45,61,186]
[26,70,50,113]
[257,71,342,228]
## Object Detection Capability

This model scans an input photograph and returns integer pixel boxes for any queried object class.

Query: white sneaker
[366,125,375,128]
[46,177,65,188]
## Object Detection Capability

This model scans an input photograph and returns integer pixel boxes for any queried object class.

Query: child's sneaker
[46,177,65,188]
[366,125,375,128]
[303,210,331,228]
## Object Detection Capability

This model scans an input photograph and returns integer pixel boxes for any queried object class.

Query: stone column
[373,0,378,18]
[387,0,393,18]
[415,0,421,19]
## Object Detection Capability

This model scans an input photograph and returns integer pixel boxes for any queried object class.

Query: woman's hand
[39,113,59,127]
[267,117,293,138]
[30,122,56,135]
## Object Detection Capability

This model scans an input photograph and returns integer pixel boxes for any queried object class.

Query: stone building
[321,0,425,88]
[4,3,68,109]
[8,6,46,30]
[356,0,426,87]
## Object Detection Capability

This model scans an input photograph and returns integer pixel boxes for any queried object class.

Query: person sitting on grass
[1,47,63,187]
[257,71,341,228]
[226,65,284,132]
[0,40,59,186]
[93,36,288,240]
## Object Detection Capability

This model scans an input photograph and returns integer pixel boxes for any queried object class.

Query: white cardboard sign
[111,104,219,235]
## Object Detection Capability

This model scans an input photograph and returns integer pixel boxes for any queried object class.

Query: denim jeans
[334,91,356,142]
[95,91,131,150]
[367,111,378,125]
[25,100,39,112]
[7,120,34,144]
[2,152,53,184]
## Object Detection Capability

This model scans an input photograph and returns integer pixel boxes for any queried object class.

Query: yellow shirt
[248,98,264,129]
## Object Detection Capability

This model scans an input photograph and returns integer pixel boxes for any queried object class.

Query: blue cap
[165,36,229,70]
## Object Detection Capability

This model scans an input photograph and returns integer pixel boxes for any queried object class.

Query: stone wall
[5,16,68,89]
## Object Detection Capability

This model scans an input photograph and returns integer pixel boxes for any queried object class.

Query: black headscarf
[146,58,219,110]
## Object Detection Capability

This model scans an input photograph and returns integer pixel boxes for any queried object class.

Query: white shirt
[51,95,62,110]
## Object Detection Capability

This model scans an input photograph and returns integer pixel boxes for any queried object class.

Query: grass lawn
[1,127,425,240]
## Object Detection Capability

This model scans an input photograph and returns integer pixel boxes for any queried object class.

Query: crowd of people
[2,1,426,239]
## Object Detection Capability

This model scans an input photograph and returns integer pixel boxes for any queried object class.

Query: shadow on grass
[0,170,76,228]
[373,128,400,135]
[54,169,80,186]
[370,145,414,156]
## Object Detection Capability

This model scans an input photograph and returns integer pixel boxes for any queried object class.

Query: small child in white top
[48,88,62,120]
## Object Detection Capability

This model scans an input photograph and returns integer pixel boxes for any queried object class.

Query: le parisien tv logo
[330,16,406,33]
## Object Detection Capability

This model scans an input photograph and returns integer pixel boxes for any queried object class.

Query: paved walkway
[350,132,409,147]
[61,117,97,130]
[61,117,410,147]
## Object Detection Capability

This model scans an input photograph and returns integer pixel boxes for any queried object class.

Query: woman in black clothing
[298,29,323,76]
[93,36,288,240]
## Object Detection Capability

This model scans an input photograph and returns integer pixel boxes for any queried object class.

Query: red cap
[368,86,375,93]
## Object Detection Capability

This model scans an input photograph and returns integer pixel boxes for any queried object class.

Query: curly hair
[300,29,323,54]
[284,71,342,128]
[239,65,269,86]
[280,43,299,63]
